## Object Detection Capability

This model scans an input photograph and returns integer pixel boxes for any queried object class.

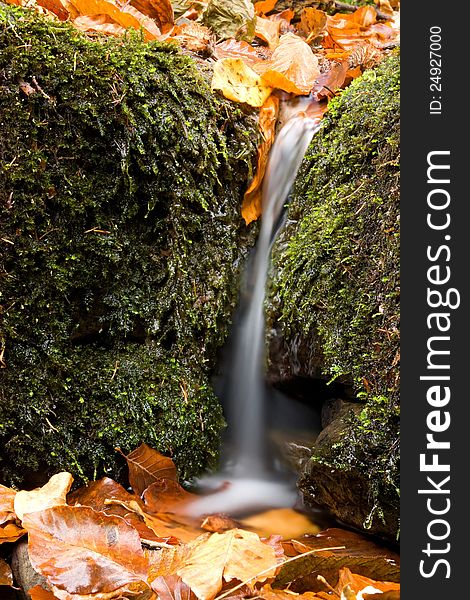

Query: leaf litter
[0,444,399,599]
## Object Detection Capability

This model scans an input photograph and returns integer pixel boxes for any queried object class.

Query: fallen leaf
[0,521,26,544]
[0,557,13,586]
[165,22,213,53]
[254,33,320,95]
[120,443,177,496]
[36,0,73,20]
[336,568,400,597]
[241,94,279,224]
[311,59,349,100]
[148,544,190,581]
[241,508,320,539]
[23,505,150,596]
[211,58,273,107]
[269,9,294,25]
[254,0,277,16]
[299,7,327,40]
[374,0,394,17]
[257,584,326,600]
[200,514,239,533]
[0,484,17,525]
[72,15,127,36]
[14,472,73,522]
[69,477,142,511]
[255,16,280,49]
[213,39,261,68]
[143,479,196,514]
[151,574,196,600]
[326,6,397,50]
[202,0,256,42]
[177,529,278,600]
[29,586,57,600]
[129,0,174,31]
[68,0,161,41]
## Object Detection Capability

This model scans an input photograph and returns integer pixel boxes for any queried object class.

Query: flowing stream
[188,109,321,516]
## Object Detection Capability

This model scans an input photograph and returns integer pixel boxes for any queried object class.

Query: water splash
[188,111,321,516]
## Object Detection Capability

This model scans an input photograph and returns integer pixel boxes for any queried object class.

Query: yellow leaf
[255,33,320,95]
[211,58,272,107]
[242,95,279,225]
[14,472,73,521]
[177,529,278,600]
[255,16,280,49]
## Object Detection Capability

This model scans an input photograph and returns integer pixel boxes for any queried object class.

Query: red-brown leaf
[0,484,17,526]
[120,444,177,496]
[129,0,174,31]
[0,557,13,586]
[142,479,196,514]
[23,505,150,595]
[151,574,196,600]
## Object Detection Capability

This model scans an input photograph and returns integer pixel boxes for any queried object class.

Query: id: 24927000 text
[429,26,443,115]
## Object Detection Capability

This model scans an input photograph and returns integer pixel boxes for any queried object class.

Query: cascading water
[188,108,321,516]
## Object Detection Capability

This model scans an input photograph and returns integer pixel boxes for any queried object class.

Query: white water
[188,113,321,516]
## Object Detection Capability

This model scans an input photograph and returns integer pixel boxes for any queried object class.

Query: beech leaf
[119,443,177,496]
[254,0,277,16]
[23,505,150,596]
[14,472,73,522]
[29,586,57,600]
[176,529,279,600]
[299,7,327,40]
[0,483,17,525]
[129,0,174,31]
[254,33,320,95]
[255,16,280,49]
[202,0,256,42]
[211,58,273,108]
[0,521,26,544]
[213,39,261,68]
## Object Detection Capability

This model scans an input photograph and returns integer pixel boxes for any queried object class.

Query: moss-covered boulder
[0,5,258,487]
[266,55,400,539]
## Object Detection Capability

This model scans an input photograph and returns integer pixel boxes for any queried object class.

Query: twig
[334,1,392,21]
[214,546,346,600]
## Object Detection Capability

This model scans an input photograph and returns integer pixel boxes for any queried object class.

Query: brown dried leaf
[299,7,327,39]
[14,472,73,522]
[129,0,174,31]
[73,15,127,36]
[326,6,397,50]
[0,521,26,544]
[336,567,400,596]
[241,508,320,539]
[29,586,58,600]
[211,58,273,107]
[151,574,196,600]
[254,33,320,95]
[241,94,279,224]
[36,0,73,20]
[213,39,261,68]
[23,505,150,596]
[255,16,280,49]
[148,544,190,582]
[177,529,278,600]
[143,479,196,514]
[374,0,394,17]
[200,514,239,533]
[311,59,349,100]
[166,22,213,53]
[257,584,325,600]
[0,557,13,586]
[254,0,277,16]
[120,444,177,496]
[68,0,161,41]
[0,484,17,525]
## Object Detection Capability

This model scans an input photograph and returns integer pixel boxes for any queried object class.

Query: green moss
[268,54,400,529]
[0,5,258,486]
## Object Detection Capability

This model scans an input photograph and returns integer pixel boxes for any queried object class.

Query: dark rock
[0,5,258,487]
[267,54,400,540]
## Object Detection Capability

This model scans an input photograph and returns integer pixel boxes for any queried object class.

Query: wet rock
[0,5,258,487]
[267,54,400,540]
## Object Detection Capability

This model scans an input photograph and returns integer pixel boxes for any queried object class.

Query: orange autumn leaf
[255,33,320,95]
[242,94,279,225]
[311,59,349,100]
[119,443,178,496]
[0,521,26,544]
[29,586,57,600]
[326,6,397,50]
[336,567,400,596]
[129,0,174,31]
[255,16,280,49]
[36,0,75,20]
[299,7,327,40]
[73,14,127,36]
[0,484,17,525]
[375,0,394,17]
[68,0,161,40]
[254,0,277,16]
[213,39,261,68]
[23,505,150,596]
[143,479,197,514]
[165,22,213,53]
[269,9,294,25]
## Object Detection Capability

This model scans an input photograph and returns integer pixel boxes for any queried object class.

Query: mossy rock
[266,54,400,539]
[0,4,258,487]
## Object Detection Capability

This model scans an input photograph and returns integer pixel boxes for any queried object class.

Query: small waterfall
[188,110,321,516]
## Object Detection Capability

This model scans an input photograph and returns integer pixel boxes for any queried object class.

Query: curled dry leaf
[73,15,127,36]
[14,472,73,522]
[0,522,26,544]
[336,567,400,597]
[211,58,273,107]
[326,6,397,50]
[299,7,327,41]
[0,484,17,525]
[23,505,150,596]
[177,529,279,600]
[119,443,177,496]
[68,0,161,41]
[255,16,280,49]
[311,59,349,100]
[241,94,279,225]
[213,39,261,68]
[254,33,320,95]
[129,0,174,31]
